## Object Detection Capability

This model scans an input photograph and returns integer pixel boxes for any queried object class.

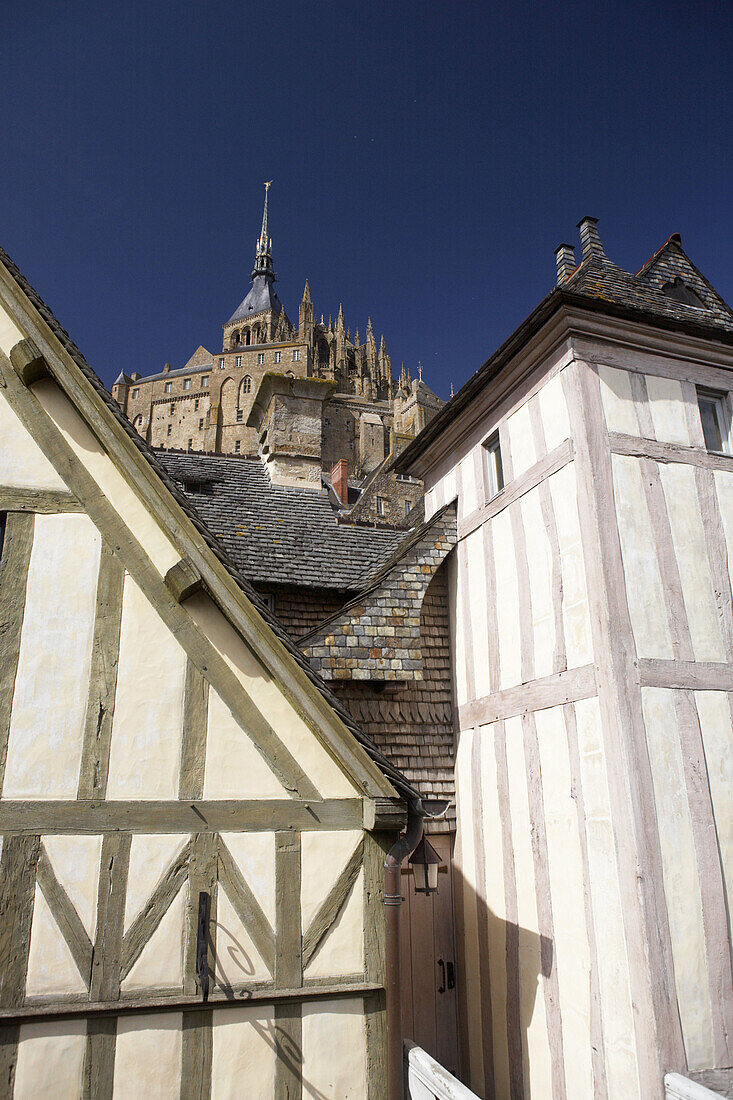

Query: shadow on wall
[452,863,549,1100]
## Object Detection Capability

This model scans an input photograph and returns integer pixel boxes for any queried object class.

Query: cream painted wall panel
[548,463,594,669]
[479,722,511,1098]
[424,486,438,522]
[521,487,555,680]
[220,833,275,927]
[539,371,572,453]
[121,886,185,992]
[301,997,367,1100]
[598,366,640,436]
[123,834,188,932]
[460,450,480,518]
[26,886,87,997]
[13,1021,86,1100]
[455,728,484,1091]
[0,300,24,356]
[642,687,715,1069]
[42,834,102,940]
[713,472,733,598]
[188,594,357,798]
[504,715,552,1098]
[535,706,594,1098]
[452,541,468,707]
[574,696,640,1097]
[113,1013,182,1100]
[107,575,185,800]
[646,374,691,444]
[695,691,733,925]
[211,1005,276,1099]
[0,391,68,490]
[215,885,272,985]
[492,510,522,690]
[301,831,362,927]
[506,402,537,479]
[659,463,726,662]
[611,454,673,659]
[4,513,100,799]
[36,379,180,575]
[466,528,491,700]
[442,466,458,507]
[204,689,285,799]
[304,868,364,978]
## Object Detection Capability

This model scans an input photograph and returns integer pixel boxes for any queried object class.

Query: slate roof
[0,244,418,803]
[397,229,733,471]
[228,274,284,325]
[155,451,403,590]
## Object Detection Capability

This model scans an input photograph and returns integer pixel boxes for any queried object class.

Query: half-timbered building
[397,220,733,1098]
[0,245,421,1098]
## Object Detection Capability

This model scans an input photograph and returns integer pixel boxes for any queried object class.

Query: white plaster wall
[301,997,367,1099]
[211,1005,276,1099]
[188,593,357,798]
[301,831,364,977]
[107,574,186,800]
[215,884,272,984]
[455,728,485,1090]
[0,390,68,490]
[646,374,691,445]
[3,513,101,799]
[204,689,285,799]
[113,1013,182,1099]
[538,370,572,453]
[121,885,186,992]
[305,868,364,979]
[641,687,715,1069]
[124,834,188,931]
[220,833,275,926]
[0,300,25,357]
[35,379,180,575]
[26,885,87,997]
[13,1020,86,1100]
[42,834,102,940]
[548,463,593,669]
[506,402,536,479]
[695,691,733,925]
[521,486,555,680]
[598,365,640,436]
[612,454,673,659]
[574,696,639,1097]
[465,527,491,700]
[492,510,522,690]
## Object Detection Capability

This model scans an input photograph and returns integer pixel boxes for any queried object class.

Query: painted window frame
[697,387,732,454]
[482,430,504,500]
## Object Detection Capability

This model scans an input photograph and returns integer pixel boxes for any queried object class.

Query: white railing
[665,1073,726,1099]
[404,1041,479,1100]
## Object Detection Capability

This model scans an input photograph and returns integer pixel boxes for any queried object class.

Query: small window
[132,387,140,399]
[257,353,265,365]
[167,424,172,437]
[376,497,386,516]
[218,357,225,369]
[199,418,204,430]
[183,378,191,391]
[697,388,730,453]
[201,375,209,387]
[195,399,199,411]
[170,403,175,415]
[235,440,241,453]
[405,499,412,517]
[483,432,504,499]
[242,376,252,394]
[187,438,193,450]
[236,409,243,422]
[293,349,300,362]
[235,356,242,368]
[164,382,172,393]
[275,351,282,364]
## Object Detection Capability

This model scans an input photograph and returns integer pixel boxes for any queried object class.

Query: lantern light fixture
[408,835,442,896]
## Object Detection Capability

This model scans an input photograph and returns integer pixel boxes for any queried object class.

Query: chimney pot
[163,363,172,373]
[331,459,349,507]
[554,243,576,284]
[576,216,605,260]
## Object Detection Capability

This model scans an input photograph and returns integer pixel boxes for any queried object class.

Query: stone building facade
[111,185,443,497]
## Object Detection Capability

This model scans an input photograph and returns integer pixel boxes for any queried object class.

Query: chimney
[131,372,141,381]
[577,216,605,260]
[163,363,171,373]
[554,243,576,284]
[331,459,349,506]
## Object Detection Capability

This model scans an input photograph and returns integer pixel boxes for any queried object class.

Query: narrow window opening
[0,513,6,561]
[697,388,730,453]
[235,440,241,453]
[257,353,265,365]
[242,376,252,394]
[236,409,243,422]
[482,431,504,499]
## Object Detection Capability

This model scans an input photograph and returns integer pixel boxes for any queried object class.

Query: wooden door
[399,832,460,1077]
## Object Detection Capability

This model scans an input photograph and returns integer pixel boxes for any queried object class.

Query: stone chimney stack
[577,216,605,260]
[554,243,576,284]
[331,459,349,506]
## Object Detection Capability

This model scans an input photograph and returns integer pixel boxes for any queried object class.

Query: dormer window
[697,388,731,454]
[662,277,706,309]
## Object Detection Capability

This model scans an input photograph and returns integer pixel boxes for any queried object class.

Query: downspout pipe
[385,795,425,1100]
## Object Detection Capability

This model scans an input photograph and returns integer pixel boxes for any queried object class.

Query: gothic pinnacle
[252,180,275,281]
[302,279,311,304]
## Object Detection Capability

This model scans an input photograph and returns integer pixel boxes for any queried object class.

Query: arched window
[244,328,251,346]
[242,375,252,394]
[662,277,706,308]
[230,331,240,349]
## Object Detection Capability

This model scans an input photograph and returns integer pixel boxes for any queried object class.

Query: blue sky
[3,1,731,397]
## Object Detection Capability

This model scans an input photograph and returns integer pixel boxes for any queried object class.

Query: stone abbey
[111,184,443,509]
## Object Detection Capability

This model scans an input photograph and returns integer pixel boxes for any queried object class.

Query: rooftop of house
[155,451,404,590]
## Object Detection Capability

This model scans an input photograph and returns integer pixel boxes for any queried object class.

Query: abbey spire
[252,180,275,280]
